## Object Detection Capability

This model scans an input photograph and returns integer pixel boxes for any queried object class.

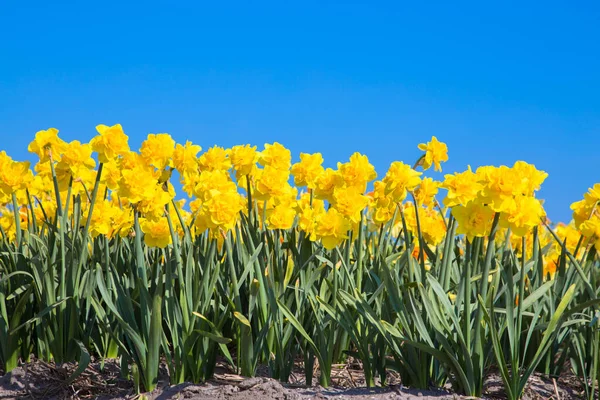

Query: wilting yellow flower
[230,144,258,178]
[91,124,130,163]
[140,133,175,170]
[314,168,343,203]
[442,167,483,207]
[332,186,369,224]
[173,141,201,174]
[198,146,231,171]
[452,201,495,242]
[291,153,325,189]
[315,208,351,250]
[258,142,291,171]
[28,128,67,162]
[414,177,440,208]
[140,217,172,248]
[418,136,448,172]
[382,161,422,203]
[338,152,377,192]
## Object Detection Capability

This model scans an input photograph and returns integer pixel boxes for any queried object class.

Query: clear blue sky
[1,1,599,222]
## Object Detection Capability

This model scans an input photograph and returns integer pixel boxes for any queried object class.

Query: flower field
[1,125,599,399]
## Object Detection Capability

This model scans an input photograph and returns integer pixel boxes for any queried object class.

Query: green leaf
[276,299,324,366]
[11,297,71,333]
[195,330,232,344]
[521,280,554,311]
[66,340,91,384]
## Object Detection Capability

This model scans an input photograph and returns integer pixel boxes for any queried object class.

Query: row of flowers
[0,125,598,267]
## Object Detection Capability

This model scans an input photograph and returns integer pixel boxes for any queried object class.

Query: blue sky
[1,1,598,222]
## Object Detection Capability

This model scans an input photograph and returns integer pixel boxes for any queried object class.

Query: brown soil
[0,359,590,400]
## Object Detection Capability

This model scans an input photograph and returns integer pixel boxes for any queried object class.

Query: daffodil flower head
[140,133,175,171]
[291,152,325,189]
[28,128,67,162]
[258,142,291,171]
[91,124,130,163]
[417,136,448,172]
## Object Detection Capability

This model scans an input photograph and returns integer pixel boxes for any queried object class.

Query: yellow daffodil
[173,140,202,174]
[230,144,258,179]
[452,201,495,242]
[28,128,67,162]
[139,217,172,248]
[140,133,175,170]
[417,136,448,172]
[258,142,291,171]
[337,152,377,192]
[291,153,325,189]
[91,124,130,163]
[198,146,231,172]
[442,167,483,207]
[315,208,351,250]
[382,161,422,203]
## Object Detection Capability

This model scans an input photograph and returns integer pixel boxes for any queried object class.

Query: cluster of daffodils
[444,162,547,240]
[571,184,600,250]
[0,125,598,270]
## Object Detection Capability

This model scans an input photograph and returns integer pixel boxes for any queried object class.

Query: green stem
[78,163,104,268]
[473,212,501,391]
[356,213,365,291]
[411,194,427,286]
[11,193,22,249]
[246,175,254,226]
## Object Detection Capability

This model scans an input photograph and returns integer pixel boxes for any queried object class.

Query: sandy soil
[0,359,588,400]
